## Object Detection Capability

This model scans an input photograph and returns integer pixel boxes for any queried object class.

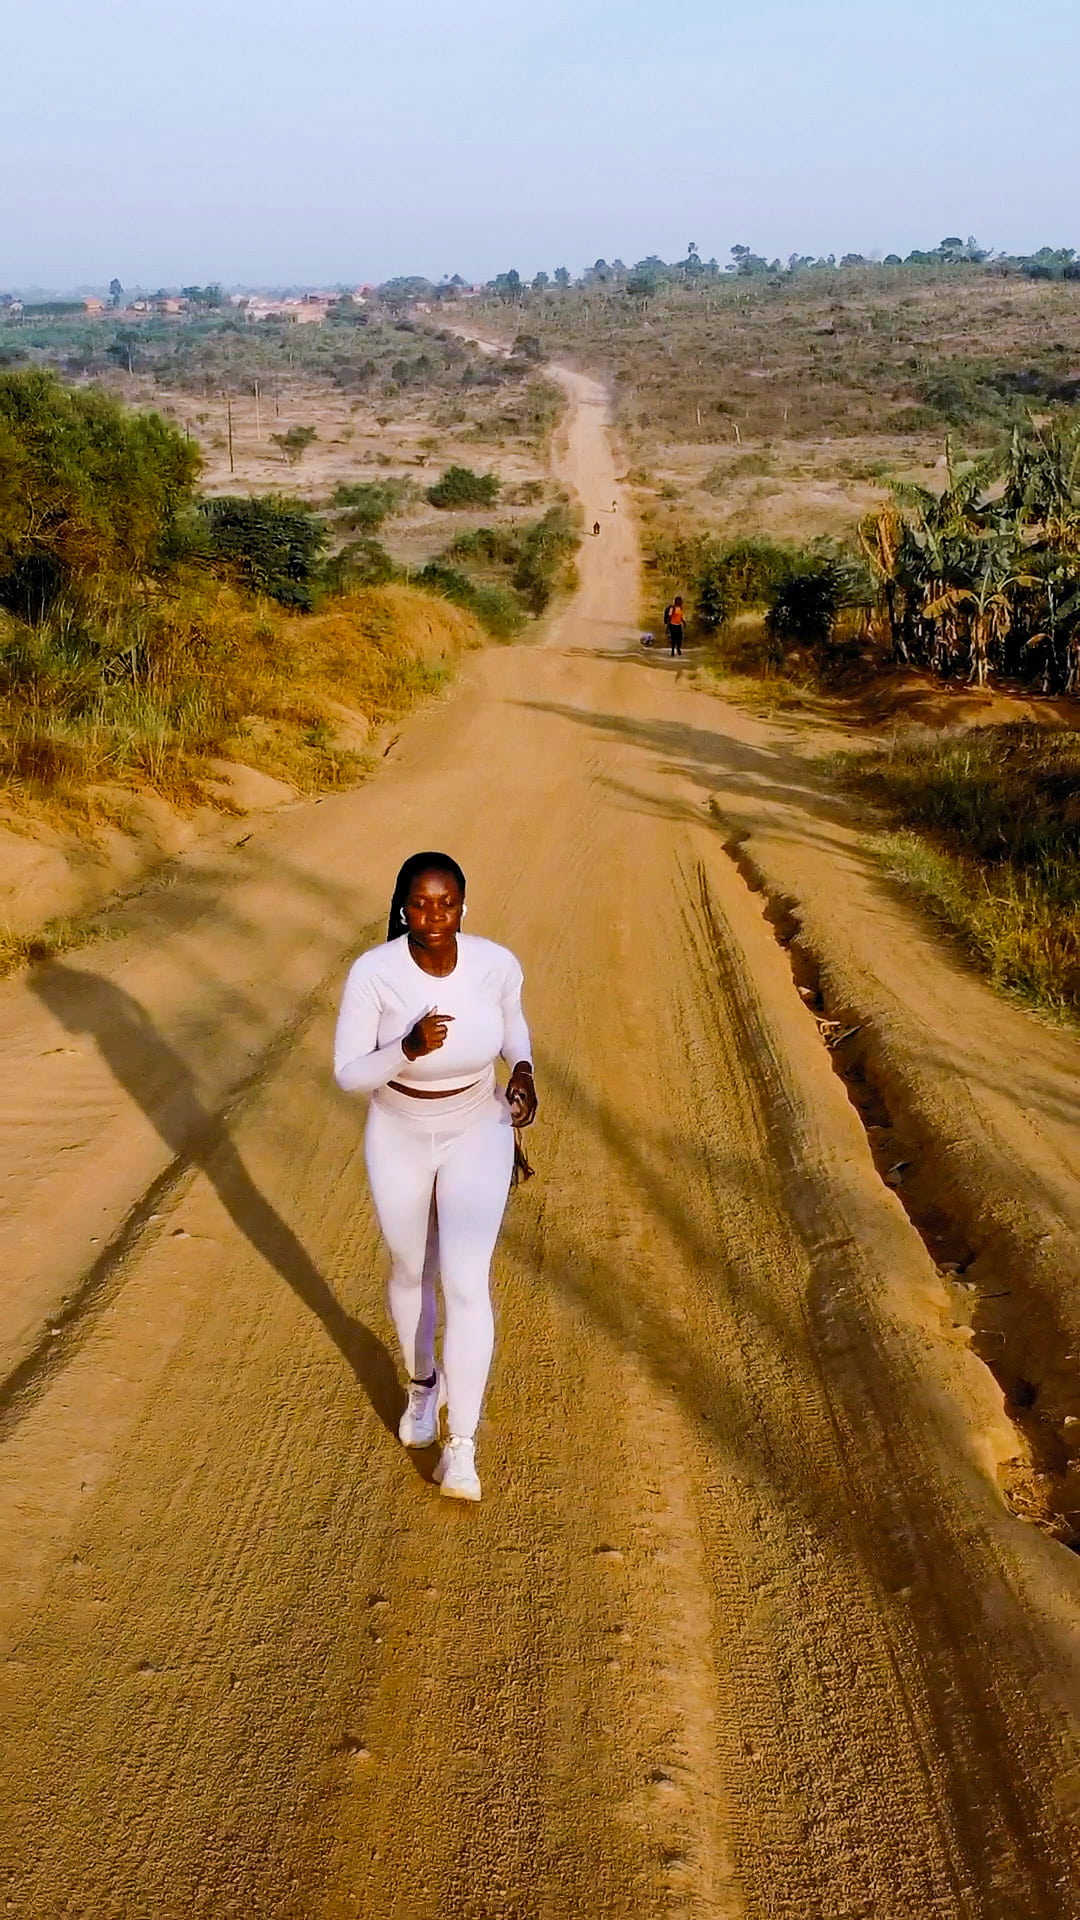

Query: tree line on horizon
[375,238,1080,308]
[9,237,1080,318]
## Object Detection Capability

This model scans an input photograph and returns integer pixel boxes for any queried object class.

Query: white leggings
[364,1082,515,1439]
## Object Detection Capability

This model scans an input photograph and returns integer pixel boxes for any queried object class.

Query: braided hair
[387,850,467,942]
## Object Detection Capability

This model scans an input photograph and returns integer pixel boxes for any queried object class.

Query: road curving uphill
[1,365,1078,1918]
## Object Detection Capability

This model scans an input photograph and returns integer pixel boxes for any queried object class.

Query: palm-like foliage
[858,423,1080,691]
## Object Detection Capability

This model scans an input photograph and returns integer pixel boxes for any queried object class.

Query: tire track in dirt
[679,841,1076,1913]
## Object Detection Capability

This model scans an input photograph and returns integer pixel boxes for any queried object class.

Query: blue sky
[2,0,1076,288]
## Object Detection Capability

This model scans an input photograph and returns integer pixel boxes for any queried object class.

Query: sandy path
[1,370,1078,1919]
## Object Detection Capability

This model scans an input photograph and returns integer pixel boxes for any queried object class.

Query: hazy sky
[3,0,1076,289]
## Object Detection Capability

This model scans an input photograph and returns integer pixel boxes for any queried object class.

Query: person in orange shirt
[667,595,685,655]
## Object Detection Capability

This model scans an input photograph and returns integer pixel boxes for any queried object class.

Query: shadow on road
[29,961,405,1445]
[495,1031,1062,1903]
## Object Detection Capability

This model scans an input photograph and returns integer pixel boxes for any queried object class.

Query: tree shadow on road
[29,961,404,1445]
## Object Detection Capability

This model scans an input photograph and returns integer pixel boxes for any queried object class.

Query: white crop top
[334,933,532,1094]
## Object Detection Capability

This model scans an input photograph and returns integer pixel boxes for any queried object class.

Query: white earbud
[461,903,468,918]
[399,907,407,925]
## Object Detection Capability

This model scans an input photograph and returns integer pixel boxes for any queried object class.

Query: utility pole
[253,378,261,439]
[226,395,235,474]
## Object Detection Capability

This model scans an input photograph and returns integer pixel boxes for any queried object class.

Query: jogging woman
[334,852,537,1501]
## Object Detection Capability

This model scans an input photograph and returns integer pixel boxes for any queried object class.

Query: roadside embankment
[705,734,1080,1543]
[0,582,482,968]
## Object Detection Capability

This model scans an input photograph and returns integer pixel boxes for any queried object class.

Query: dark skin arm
[401,1011,453,1060]
[402,1016,537,1126]
[506,1062,538,1127]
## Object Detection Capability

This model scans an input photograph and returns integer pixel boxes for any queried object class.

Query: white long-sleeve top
[333,933,532,1095]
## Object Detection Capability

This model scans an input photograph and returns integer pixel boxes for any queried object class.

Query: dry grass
[875,831,1080,1018]
[0,914,100,980]
[832,726,1080,1017]
[475,270,1080,563]
[478,270,1080,445]
[695,668,817,714]
[0,580,483,823]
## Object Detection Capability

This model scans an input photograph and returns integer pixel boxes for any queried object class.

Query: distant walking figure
[611,500,618,513]
[668,595,685,656]
[593,520,601,537]
[334,852,537,1502]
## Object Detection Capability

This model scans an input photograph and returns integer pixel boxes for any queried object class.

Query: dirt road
[1,370,1078,1919]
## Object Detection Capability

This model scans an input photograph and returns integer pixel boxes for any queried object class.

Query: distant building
[239,294,331,325]
[82,296,104,314]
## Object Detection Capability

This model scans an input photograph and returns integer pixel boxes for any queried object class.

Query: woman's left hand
[506,1063,538,1128]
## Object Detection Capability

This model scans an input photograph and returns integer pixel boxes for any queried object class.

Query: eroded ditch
[718,822,1080,1552]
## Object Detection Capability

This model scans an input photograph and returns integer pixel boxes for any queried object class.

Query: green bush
[270,424,318,465]
[416,562,525,638]
[426,465,501,509]
[0,368,200,617]
[671,537,810,634]
[511,505,578,612]
[445,525,521,566]
[915,371,1010,430]
[200,495,328,609]
[323,537,396,592]
[710,538,803,608]
[766,564,843,646]
[435,504,578,618]
[696,569,729,631]
[329,478,413,530]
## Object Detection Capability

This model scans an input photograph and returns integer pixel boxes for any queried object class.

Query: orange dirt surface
[0,365,1078,1919]
[850,669,1080,731]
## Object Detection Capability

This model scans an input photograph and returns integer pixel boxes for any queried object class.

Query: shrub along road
[1,368,1078,1918]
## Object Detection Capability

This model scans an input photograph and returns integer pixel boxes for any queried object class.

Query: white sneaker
[434,1436,482,1502]
[398,1371,445,1448]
